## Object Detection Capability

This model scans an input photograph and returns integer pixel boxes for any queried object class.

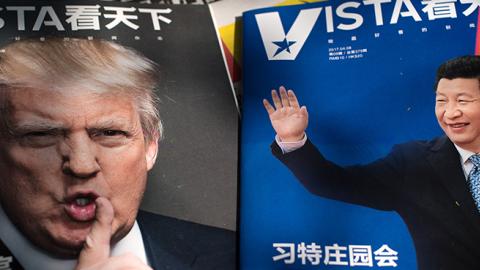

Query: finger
[107,253,153,270]
[279,86,290,107]
[288,90,300,109]
[300,106,309,119]
[271,89,282,110]
[76,197,114,269]
[263,99,275,115]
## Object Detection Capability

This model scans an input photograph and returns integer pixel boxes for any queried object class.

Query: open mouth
[64,193,99,222]
[74,197,94,206]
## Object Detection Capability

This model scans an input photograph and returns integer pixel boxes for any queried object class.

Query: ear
[145,133,159,171]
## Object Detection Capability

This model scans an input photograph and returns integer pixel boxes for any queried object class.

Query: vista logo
[255,8,321,61]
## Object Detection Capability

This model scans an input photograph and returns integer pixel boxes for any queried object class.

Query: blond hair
[0,38,163,142]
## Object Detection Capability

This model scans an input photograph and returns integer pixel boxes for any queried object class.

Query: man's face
[0,88,158,257]
[435,78,480,152]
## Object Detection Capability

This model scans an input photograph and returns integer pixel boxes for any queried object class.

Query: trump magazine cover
[0,1,237,269]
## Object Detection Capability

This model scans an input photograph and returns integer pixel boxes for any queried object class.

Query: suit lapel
[427,136,480,229]
[141,229,194,270]
[137,211,198,270]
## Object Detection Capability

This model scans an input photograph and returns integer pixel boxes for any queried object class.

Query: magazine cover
[241,1,477,269]
[0,1,237,269]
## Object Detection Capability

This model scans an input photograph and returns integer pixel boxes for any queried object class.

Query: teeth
[75,197,91,206]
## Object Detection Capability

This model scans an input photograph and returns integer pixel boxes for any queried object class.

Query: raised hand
[263,86,308,142]
[75,197,152,270]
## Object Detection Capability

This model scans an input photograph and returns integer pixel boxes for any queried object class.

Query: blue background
[240,2,477,269]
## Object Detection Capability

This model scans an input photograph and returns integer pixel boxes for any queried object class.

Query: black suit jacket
[137,211,236,270]
[272,136,480,270]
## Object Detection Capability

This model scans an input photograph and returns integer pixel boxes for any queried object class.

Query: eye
[90,129,127,138]
[19,131,58,147]
[22,129,59,138]
[91,129,130,147]
[435,98,447,103]
[101,130,126,137]
[25,131,52,137]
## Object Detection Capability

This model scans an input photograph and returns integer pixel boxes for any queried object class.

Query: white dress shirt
[0,206,149,270]
[275,134,307,154]
[453,144,477,179]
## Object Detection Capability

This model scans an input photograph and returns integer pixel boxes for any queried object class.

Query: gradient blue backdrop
[241,2,477,269]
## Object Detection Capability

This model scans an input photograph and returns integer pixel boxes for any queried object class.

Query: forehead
[436,78,480,96]
[6,87,140,129]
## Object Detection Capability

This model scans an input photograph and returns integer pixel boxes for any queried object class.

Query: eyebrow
[88,118,133,129]
[456,93,476,97]
[10,121,65,132]
[7,117,138,137]
[86,118,141,136]
[6,124,63,140]
[435,92,476,97]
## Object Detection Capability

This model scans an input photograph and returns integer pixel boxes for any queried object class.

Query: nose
[444,102,462,119]
[60,133,100,179]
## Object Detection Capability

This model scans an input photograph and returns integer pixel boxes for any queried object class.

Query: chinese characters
[0,5,172,31]
[273,242,399,267]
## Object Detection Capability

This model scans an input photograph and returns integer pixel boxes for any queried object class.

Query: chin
[46,242,83,259]
[29,234,84,259]
[36,222,94,259]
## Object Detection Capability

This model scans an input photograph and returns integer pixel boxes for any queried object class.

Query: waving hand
[263,86,308,142]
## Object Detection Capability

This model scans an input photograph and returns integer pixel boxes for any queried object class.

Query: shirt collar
[453,144,477,165]
[0,205,148,270]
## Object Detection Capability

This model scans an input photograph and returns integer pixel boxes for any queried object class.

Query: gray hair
[0,38,163,142]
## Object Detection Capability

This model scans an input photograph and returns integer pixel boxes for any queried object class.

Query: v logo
[255,8,321,61]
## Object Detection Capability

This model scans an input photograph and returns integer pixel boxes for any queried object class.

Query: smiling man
[435,77,480,152]
[264,55,480,270]
[0,38,235,270]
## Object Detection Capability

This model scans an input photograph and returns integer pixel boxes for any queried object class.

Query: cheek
[0,148,63,235]
[100,146,147,222]
[0,146,60,197]
[434,109,444,123]
[469,118,480,132]
[9,145,59,167]
[468,109,480,122]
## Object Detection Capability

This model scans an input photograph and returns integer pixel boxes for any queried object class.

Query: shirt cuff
[275,134,307,154]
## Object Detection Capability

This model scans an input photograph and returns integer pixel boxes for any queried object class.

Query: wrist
[278,133,305,142]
